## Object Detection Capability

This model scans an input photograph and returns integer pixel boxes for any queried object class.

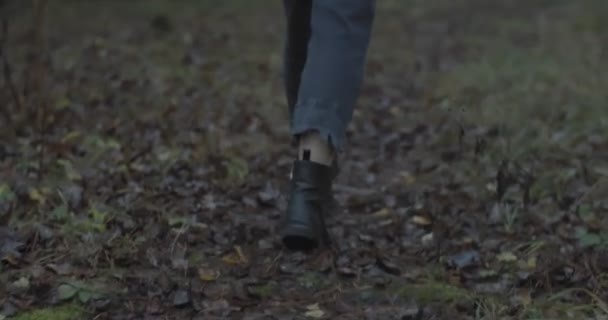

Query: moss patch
[391,281,475,305]
[248,281,279,300]
[11,304,84,320]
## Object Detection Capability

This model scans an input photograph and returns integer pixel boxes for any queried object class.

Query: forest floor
[1,0,608,319]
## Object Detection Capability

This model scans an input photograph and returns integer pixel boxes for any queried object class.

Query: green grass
[430,0,608,161]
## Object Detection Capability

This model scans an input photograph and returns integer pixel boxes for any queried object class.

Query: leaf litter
[1,0,607,319]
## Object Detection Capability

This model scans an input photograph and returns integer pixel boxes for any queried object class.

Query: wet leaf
[222,245,249,265]
[0,229,24,265]
[198,268,221,281]
[399,171,416,185]
[8,277,30,295]
[447,250,480,269]
[576,228,603,247]
[78,290,92,303]
[477,269,498,279]
[376,255,401,275]
[304,303,325,319]
[526,256,537,269]
[57,283,78,301]
[57,159,82,181]
[411,215,432,226]
[50,204,70,222]
[173,289,191,307]
[421,232,434,245]
[337,267,357,277]
[496,252,517,263]
[0,184,16,203]
[472,279,510,294]
[372,208,391,217]
[28,188,48,205]
[257,182,279,205]
[171,256,189,271]
[279,262,302,275]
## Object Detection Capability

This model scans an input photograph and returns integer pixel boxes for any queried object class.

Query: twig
[170,224,188,255]
[29,0,49,180]
[333,184,376,197]
[121,144,153,168]
[0,17,22,123]
[548,287,608,315]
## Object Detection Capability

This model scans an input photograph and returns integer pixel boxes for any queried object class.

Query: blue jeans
[283,0,375,151]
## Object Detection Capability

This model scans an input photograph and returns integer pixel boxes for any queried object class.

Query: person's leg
[282,0,312,118]
[283,0,335,167]
[281,0,375,251]
[292,0,375,154]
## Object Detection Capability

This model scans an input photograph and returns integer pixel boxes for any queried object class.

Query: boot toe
[283,235,318,251]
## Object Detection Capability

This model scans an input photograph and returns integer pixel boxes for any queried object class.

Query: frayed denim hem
[290,98,349,151]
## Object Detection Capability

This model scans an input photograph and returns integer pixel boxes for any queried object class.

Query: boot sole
[282,222,319,251]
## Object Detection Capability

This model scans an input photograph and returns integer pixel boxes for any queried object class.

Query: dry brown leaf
[399,171,416,185]
[496,252,517,263]
[198,268,221,281]
[411,215,432,226]
[221,245,249,265]
[372,208,392,217]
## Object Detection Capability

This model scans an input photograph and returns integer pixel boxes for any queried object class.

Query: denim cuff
[290,98,348,151]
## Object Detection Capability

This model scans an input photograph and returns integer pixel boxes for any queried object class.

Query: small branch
[121,144,153,168]
[0,18,22,122]
[29,0,49,180]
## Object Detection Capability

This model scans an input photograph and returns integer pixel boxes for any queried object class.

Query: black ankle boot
[281,160,336,251]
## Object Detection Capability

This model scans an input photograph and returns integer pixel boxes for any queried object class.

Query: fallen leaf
[372,208,391,217]
[7,277,30,295]
[0,183,16,203]
[421,232,434,245]
[496,252,517,263]
[0,229,24,264]
[173,289,191,307]
[477,269,498,279]
[472,279,510,294]
[57,159,82,181]
[47,262,73,275]
[447,250,480,269]
[359,234,374,243]
[400,171,416,185]
[12,277,30,290]
[222,245,249,265]
[337,267,357,277]
[57,283,78,301]
[576,228,602,247]
[257,182,279,205]
[171,257,189,270]
[513,289,532,306]
[28,188,48,205]
[376,255,401,275]
[78,290,92,303]
[411,215,432,226]
[304,303,325,318]
[198,268,221,281]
